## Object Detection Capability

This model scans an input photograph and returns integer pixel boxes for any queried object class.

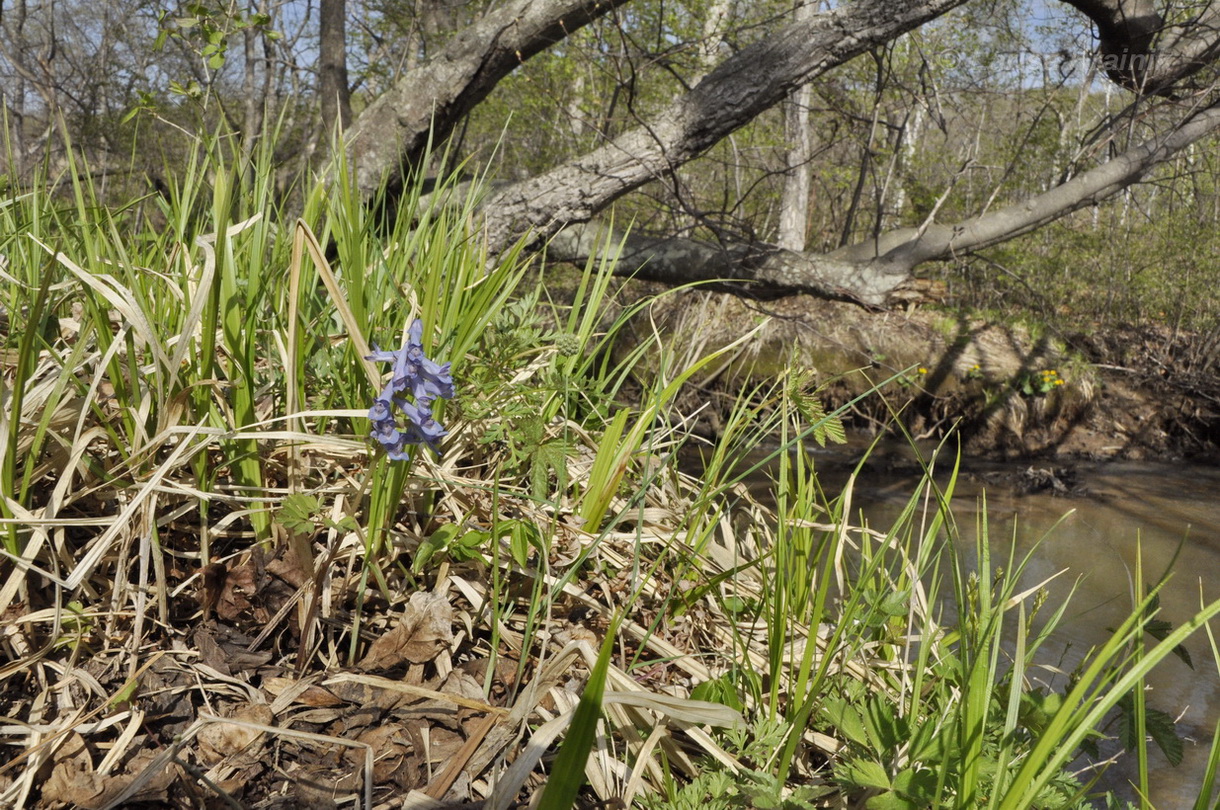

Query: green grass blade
[537,624,618,810]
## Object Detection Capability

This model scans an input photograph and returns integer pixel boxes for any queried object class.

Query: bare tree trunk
[834,99,1220,269]
[320,0,351,136]
[1057,0,1220,93]
[560,58,587,141]
[241,23,261,161]
[890,101,923,218]
[340,0,1220,307]
[839,53,886,248]
[694,0,735,81]
[545,220,907,304]
[777,1,816,252]
[0,0,62,131]
[777,87,813,251]
[545,94,1220,306]
[1,0,30,177]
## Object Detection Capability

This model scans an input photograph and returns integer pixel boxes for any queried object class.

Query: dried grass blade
[423,711,500,799]
[64,424,207,590]
[602,690,742,729]
[323,672,510,716]
[31,236,172,373]
[485,710,574,810]
[293,220,380,389]
[536,633,615,810]
[196,712,374,810]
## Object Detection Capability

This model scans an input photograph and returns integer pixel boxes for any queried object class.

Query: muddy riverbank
[617,286,1220,462]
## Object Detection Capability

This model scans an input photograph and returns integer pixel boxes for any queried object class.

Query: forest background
[8,0,1220,330]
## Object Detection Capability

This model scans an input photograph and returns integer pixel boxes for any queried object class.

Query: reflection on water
[743,441,1220,805]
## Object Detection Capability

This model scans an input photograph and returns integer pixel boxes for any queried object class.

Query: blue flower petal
[366,320,455,459]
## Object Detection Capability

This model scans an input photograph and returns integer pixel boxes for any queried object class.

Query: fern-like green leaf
[277,493,320,536]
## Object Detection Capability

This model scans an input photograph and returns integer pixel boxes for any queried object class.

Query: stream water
[740,441,1220,805]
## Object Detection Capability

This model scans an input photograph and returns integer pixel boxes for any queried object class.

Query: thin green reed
[1193,611,1220,810]
[209,164,266,537]
[61,147,141,453]
[1,272,53,555]
[1130,547,1151,810]
[776,444,959,782]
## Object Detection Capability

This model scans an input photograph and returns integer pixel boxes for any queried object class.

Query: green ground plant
[0,124,1218,810]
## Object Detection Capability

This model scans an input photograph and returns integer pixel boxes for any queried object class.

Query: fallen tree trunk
[545,95,1220,307]
[341,0,1220,308]
[544,222,911,306]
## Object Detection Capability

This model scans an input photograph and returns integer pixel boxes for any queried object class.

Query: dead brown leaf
[359,591,454,672]
[199,562,260,622]
[267,552,311,589]
[351,723,413,784]
[198,562,227,619]
[41,733,105,808]
[91,748,182,808]
[422,726,466,770]
[285,760,363,807]
[41,735,182,810]
[197,703,275,764]
[264,676,344,707]
[192,624,274,675]
[439,669,486,704]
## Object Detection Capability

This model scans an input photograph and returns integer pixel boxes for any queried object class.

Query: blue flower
[366,319,454,459]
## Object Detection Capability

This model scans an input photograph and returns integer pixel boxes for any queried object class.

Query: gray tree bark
[777,1,817,252]
[476,0,974,256]
[833,98,1220,269]
[319,0,352,134]
[341,0,633,197]
[342,0,1220,308]
[1058,0,1220,93]
[547,97,1220,306]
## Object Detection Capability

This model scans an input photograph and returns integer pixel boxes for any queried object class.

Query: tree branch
[545,222,908,305]
[833,97,1220,269]
[477,0,972,257]
[342,0,631,198]
[550,96,1220,306]
[1058,0,1220,94]
[351,0,1220,309]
